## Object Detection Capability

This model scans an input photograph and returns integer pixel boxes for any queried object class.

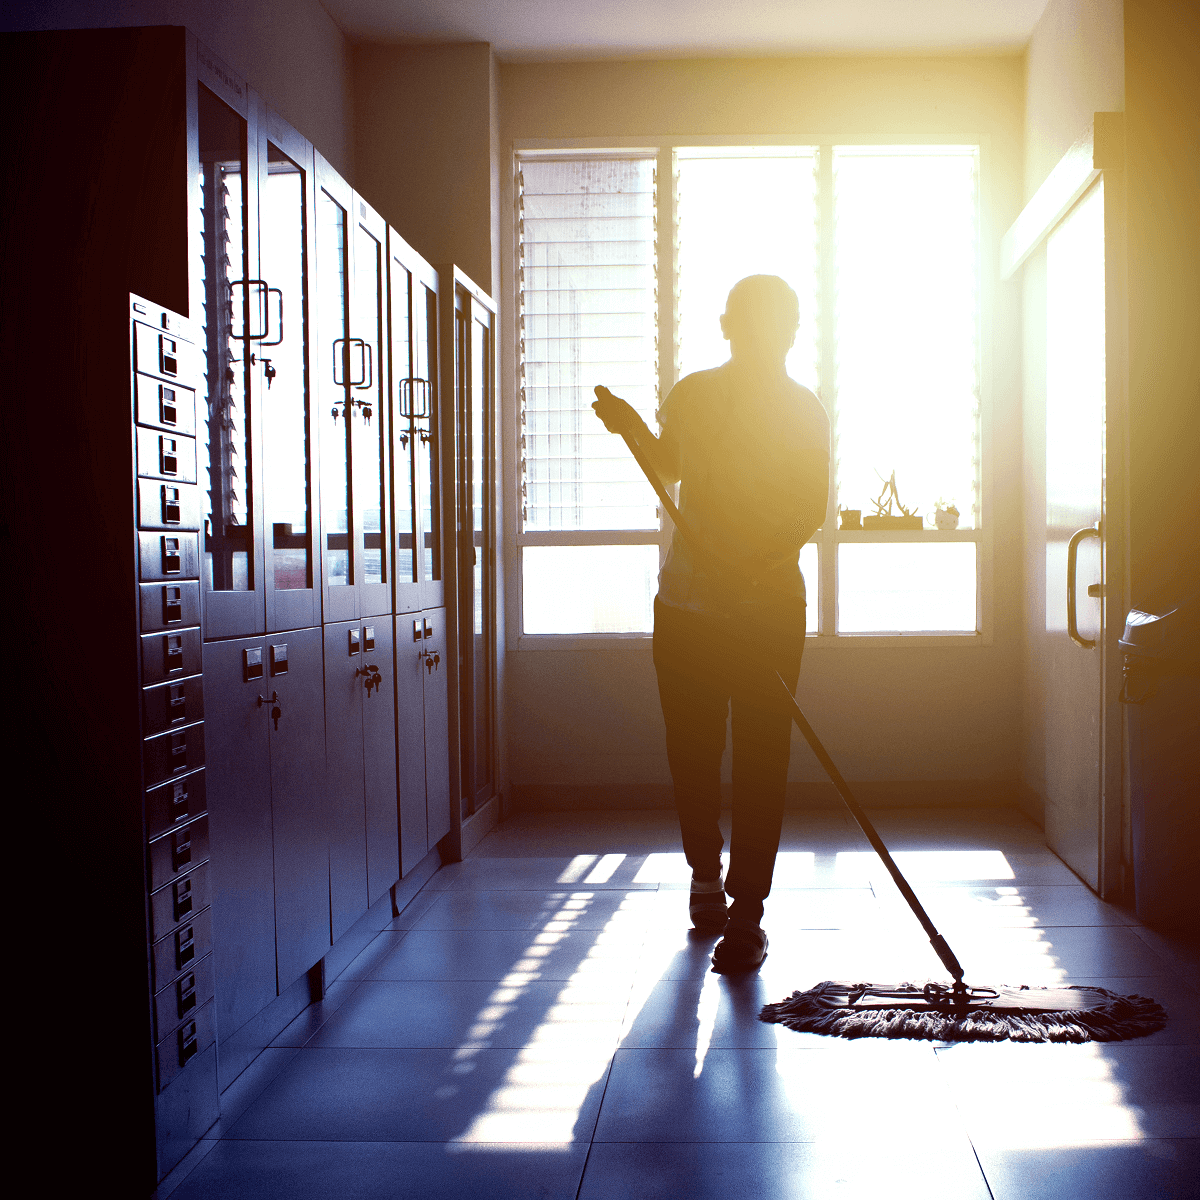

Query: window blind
[518,158,659,532]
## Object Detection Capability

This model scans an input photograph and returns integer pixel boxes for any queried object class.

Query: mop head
[760,981,1167,1043]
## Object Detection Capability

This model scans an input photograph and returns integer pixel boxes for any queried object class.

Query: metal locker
[200,635,277,1041]
[362,620,399,904]
[268,626,330,990]
[324,619,369,941]
[396,615,430,875]
[422,609,453,848]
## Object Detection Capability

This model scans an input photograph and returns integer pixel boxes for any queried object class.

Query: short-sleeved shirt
[656,362,830,615]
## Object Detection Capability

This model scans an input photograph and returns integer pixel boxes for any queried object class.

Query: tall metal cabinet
[441,271,499,828]
[2,26,465,1190]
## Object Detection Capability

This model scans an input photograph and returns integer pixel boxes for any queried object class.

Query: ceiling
[321,0,1051,61]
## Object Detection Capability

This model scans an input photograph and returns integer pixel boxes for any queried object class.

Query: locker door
[422,608,452,848]
[389,231,420,615]
[324,619,368,942]
[315,158,358,624]
[197,81,267,639]
[396,614,429,875]
[267,627,330,990]
[260,111,321,633]
[389,230,442,615]
[201,636,275,1043]
[352,197,391,618]
[362,619,399,903]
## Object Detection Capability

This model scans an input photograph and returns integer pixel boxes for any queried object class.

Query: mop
[597,386,1167,1043]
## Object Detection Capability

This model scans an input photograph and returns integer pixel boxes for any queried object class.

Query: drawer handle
[178,1019,198,1066]
[175,925,196,970]
[176,972,197,1019]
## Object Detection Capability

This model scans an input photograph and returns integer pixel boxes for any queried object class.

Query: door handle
[1066,523,1101,650]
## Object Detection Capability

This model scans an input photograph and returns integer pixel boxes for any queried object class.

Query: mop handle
[613,418,966,987]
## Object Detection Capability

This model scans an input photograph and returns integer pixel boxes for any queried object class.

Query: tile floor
[162,807,1200,1199]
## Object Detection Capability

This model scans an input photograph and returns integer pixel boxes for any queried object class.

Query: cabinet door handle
[1066,524,1101,650]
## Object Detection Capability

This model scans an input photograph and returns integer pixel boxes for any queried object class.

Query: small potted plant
[932,498,960,530]
[862,471,923,530]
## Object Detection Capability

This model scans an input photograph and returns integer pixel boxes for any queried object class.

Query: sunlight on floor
[937,1043,1149,1149]
[451,891,645,1144]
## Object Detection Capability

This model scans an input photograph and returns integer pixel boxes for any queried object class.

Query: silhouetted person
[594,274,829,971]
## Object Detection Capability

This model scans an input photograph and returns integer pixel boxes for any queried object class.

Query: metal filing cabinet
[131,295,219,1103]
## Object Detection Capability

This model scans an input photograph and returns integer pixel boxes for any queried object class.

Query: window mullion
[817,145,837,637]
[657,146,674,569]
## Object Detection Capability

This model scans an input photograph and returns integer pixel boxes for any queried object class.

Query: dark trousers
[652,593,806,924]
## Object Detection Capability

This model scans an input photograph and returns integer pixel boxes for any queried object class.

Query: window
[515,144,982,639]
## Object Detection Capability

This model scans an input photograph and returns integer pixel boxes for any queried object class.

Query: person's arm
[592,385,682,486]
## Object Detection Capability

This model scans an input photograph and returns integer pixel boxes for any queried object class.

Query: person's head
[719,275,800,367]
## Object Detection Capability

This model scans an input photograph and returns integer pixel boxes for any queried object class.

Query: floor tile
[1128,925,1200,990]
[429,856,660,891]
[270,979,361,1047]
[1055,975,1200,1046]
[308,979,631,1049]
[946,924,1175,983]
[934,1042,1200,1147]
[876,883,1141,929]
[228,1045,613,1143]
[409,888,661,932]
[620,971,832,1049]
[170,1139,589,1200]
[594,1043,960,1143]
[344,927,644,983]
[976,1139,1200,1200]
[579,1136,992,1200]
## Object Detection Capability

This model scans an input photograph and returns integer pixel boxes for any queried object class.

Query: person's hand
[592,385,637,436]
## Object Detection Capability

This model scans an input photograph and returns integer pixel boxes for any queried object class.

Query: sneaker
[689,875,728,934]
[711,920,768,973]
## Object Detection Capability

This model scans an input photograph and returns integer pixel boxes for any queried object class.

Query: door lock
[356,664,383,696]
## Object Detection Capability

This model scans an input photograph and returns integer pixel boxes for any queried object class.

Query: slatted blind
[518,157,659,532]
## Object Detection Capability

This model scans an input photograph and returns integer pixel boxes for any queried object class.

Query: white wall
[1019,0,1125,822]
[1,0,355,179]
[500,54,1028,808]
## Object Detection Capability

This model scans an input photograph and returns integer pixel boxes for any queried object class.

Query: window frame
[503,135,995,653]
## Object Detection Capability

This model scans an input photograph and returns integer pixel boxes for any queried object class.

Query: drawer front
[143,722,205,787]
[138,532,201,582]
[145,769,206,840]
[137,478,201,532]
[142,675,205,738]
[133,320,194,387]
[150,905,212,991]
[149,862,211,942]
[139,581,202,633]
[136,426,198,484]
[134,372,197,437]
[147,815,208,892]
[155,999,215,1092]
[153,953,214,1043]
[141,627,203,686]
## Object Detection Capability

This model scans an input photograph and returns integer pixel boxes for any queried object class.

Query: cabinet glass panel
[416,284,440,583]
[470,309,492,798]
[390,259,415,584]
[317,188,351,589]
[261,145,312,590]
[353,223,387,587]
[198,86,252,592]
